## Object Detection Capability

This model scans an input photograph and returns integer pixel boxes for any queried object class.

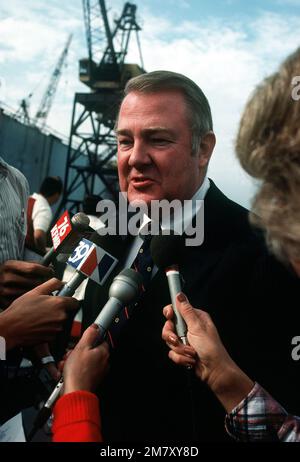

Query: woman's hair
[236,47,300,263]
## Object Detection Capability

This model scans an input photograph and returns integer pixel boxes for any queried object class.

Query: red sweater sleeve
[52,391,103,442]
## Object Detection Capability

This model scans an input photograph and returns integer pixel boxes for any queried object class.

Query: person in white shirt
[25,176,63,255]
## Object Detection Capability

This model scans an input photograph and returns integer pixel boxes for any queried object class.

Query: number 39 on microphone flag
[67,238,118,285]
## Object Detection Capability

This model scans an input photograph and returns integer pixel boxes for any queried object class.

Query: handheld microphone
[42,211,91,266]
[53,232,124,363]
[93,268,143,341]
[150,234,188,345]
[27,268,143,441]
[57,237,119,297]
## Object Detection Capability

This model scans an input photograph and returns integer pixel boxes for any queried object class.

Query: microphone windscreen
[119,267,143,286]
[109,268,144,304]
[150,233,185,268]
[71,212,90,231]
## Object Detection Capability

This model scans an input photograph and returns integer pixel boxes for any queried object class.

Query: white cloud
[0,0,85,134]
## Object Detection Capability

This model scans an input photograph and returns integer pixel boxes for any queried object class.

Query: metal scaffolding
[56,0,144,216]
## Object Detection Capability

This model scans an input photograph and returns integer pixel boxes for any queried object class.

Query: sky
[1,0,300,207]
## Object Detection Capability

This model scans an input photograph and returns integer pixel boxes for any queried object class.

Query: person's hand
[162,293,254,413]
[62,324,109,395]
[0,260,54,308]
[162,292,234,387]
[44,362,61,382]
[0,278,79,350]
[33,343,61,382]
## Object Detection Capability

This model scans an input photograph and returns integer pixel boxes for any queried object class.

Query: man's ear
[197,131,216,168]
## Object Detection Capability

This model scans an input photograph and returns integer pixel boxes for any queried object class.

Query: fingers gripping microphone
[150,234,188,345]
[42,212,91,266]
[27,268,143,441]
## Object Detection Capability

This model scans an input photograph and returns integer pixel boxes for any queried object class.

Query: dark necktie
[107,236,153,348]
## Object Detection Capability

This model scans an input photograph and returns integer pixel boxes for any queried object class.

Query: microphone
[27,268,143,441]
[150,234,188,345]
[52,232,124,362]
[42,211,91,266]
[57,235,122,297]
[93,268,143,340]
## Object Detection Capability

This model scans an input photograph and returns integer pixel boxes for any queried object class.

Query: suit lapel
[180,180,234,291]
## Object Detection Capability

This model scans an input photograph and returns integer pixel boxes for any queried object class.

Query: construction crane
[15,92,32,125]
[16,34,72,128]
[80,0,144,90]
[34,33,73,127]
[56,0,144,216]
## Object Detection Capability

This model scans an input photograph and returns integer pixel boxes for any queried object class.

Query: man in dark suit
[82,71,300,441]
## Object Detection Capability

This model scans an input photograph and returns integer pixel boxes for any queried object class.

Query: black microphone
[42,212,91,266]
[150,234,188,344]
[27,268,143,441]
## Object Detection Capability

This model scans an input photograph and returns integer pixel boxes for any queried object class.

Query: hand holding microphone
[62,324,110,395]
[28,268,143,440]
[150,234,188,344]
[0,212,90,308]
[30,212,91,378]
[35,232,122,379]
[0,278,78,350]
[47,268,143,405]
[59,268,144,394]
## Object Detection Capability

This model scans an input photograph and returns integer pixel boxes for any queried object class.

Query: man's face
[116,90,204,206]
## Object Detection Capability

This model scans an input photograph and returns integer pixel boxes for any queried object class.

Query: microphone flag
[67,238,118,285]
[50,211,72,250]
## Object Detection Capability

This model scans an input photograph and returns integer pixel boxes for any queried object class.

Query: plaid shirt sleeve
[225,382,300,442]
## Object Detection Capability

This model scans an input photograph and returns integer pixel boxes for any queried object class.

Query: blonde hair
[236,47,300,262]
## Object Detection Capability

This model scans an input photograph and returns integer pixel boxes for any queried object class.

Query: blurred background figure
[163,46,300,442]
[0,156,29,265]
[25,176,63,256]
[0,158,55,309]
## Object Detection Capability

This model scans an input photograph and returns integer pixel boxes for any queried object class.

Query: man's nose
[128,140,152,168]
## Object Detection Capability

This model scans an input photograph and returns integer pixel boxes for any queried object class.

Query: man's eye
[151,138,170,144]
[118,139,132,146]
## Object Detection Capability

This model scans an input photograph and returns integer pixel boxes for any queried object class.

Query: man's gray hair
[118,70,213,156]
